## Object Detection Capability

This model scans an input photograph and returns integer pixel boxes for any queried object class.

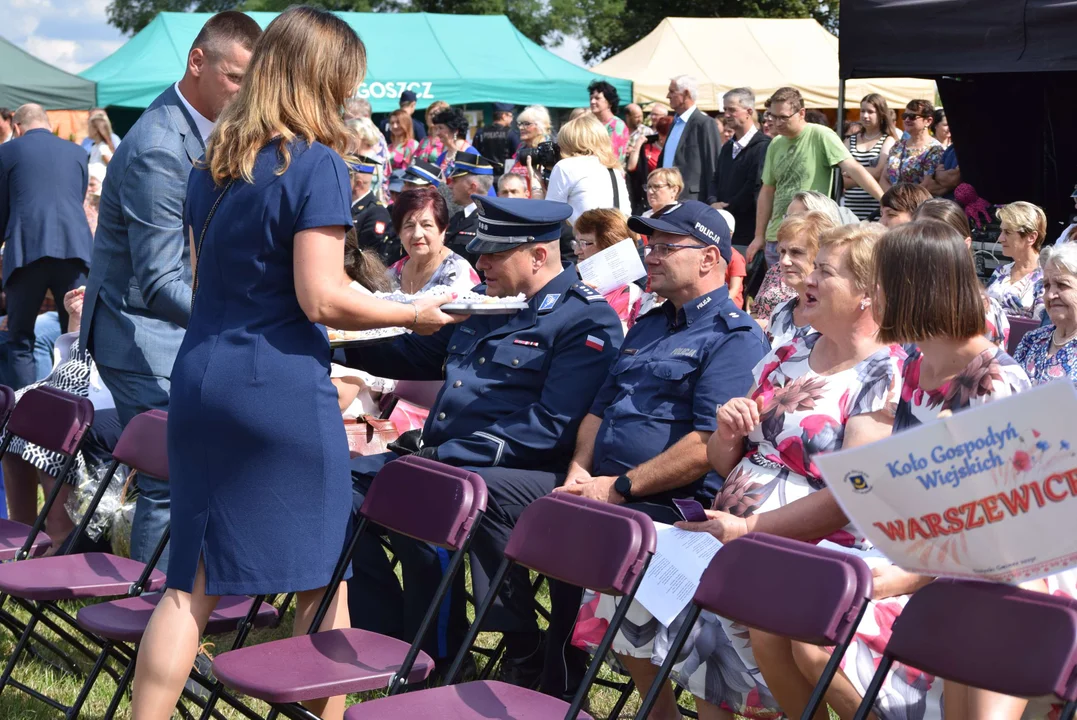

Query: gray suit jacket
[80,85,204,378]
[659,107,721,204]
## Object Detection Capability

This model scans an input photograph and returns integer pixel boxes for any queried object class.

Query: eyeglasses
[645,242,709,258]
[517,120,536,128]
[571,239,596,252]
[646,183,671,192]
[763,111,798,123]
[902,112,926,121]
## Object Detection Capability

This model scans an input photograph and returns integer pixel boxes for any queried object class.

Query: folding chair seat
[343,493,658,720]
[636,533,873,720]
[210,455,487,718]
[853,578,1077,720]
[1006,316,1041,355]
[76,593,280,644]
[0,386,91,561]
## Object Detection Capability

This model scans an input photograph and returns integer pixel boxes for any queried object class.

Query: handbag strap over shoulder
[192,179,234,299]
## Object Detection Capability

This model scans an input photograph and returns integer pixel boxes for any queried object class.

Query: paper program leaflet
[577,239,647,296]
[634,523,722,625]
[818,381,1077,584]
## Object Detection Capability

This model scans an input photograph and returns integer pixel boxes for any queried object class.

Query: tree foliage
[106,0,837,65]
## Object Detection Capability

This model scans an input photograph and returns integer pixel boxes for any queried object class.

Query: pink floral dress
[751,263,796,322]
[388,139,418,172]
[766,297,817,347]
[412,135,444,165]
[586,336,906,717]
[605,116,630,165]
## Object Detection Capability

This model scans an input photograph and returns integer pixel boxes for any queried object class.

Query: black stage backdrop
[840,0,1077,235]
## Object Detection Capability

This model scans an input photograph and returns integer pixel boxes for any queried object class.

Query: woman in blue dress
[131,9,458,719]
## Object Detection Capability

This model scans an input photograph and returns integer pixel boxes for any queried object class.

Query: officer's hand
[716,396,763,441]
[675,509,749,542]
[410,294,463,335]
[554,475,620,504]
[746,236,765,264]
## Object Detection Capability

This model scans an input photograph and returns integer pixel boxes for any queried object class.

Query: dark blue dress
[167,140,353,595]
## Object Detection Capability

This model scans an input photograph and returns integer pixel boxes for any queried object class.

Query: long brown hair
[205,7,367,185]
[89,114,115,152]
[389,108,413,145]
[860,93,898,141]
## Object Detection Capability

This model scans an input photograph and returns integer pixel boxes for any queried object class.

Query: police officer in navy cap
[349,155,400,266]
[473,103,520,170]
[342,194,623,678]
[532,200,770,698]
[403,159,444,189]
[445,152,498,267]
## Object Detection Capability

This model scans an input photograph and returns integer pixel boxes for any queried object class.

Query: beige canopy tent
[592,17,936,111]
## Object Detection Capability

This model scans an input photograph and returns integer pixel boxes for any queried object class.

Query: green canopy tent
[82,11,630,112]
[0,36,96,110]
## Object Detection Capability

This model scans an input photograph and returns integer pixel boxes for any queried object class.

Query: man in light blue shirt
[659,75,720,203]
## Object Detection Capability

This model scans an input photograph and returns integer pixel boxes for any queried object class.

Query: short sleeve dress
[586,336,907,718]
[167,140,355,596]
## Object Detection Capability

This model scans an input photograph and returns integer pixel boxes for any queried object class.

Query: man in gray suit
[660,74,721,204]
[80,11,261,566]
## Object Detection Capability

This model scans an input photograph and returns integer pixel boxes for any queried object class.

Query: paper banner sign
[818,381,1077,584]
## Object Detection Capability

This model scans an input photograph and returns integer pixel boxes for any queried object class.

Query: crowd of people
[1,6,1076,720]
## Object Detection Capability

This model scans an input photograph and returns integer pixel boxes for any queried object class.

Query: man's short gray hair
[498,173,526,192]
[471,174,495,195]
[345,97,372,120]
[1041,242,1077,278]
[671,75,699,100]
[13,104,49,129]
[723,87,755,111]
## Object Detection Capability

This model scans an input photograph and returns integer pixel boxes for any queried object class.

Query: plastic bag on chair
[64,460,134,545]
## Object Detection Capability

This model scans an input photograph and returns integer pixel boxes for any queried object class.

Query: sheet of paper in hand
[817,381,1077,584]
[577,239,647,295]
[633,522,722,625]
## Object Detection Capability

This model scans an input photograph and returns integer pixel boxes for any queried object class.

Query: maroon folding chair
[60,410,280,720]
[636,533,873,720]
[1007,316,1041,355]
[209,455,487,720]
[853,579,1077,720]
[342,493,658,720]
[0,386,94,561]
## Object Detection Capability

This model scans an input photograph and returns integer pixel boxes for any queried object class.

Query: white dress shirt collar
[677,105,697,123]
[732,125,758,158]
[174,82,215,143]
[463,202,478,218]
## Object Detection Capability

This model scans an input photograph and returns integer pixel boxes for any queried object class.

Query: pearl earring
[860,299,870,310]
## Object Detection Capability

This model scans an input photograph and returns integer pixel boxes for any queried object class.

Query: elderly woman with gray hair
[1014,243,1077,384]
[508,104,553,196]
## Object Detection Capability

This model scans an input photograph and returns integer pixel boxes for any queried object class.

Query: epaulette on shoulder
[570,281,608,302]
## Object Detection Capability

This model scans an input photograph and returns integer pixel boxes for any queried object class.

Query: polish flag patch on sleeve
[585,335,605,352]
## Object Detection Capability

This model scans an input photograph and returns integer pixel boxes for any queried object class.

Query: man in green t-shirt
[747,87,883,265]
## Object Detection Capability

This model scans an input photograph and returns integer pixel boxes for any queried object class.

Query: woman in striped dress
[842,94,899,220]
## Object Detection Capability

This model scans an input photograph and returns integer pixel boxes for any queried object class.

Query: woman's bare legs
[37,471,74,552]
[790,639,876,720]
[3,456,40,525]
[695,697,735,720]
[751,630,831,720]
[617,653,682,720]
[292,581,350,720]
[131,560,220,720]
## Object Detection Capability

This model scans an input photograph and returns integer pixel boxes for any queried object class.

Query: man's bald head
[625,103,643,130]
[13,104,50,134]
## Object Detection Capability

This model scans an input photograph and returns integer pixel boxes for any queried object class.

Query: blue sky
[0,2,589,75]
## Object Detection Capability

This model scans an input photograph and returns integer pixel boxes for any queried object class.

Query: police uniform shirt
[345,266,623,471]
[445,206,480,267]
[474,124,520,167]
[351,192,400,266]
[589,285,769,502]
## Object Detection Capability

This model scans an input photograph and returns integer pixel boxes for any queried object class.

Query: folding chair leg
[67,639,113,719]
[1060,700,1077,720]
[104,644,139,720]
[635,604,702,720]
[801,601,866,720]
[0,605,40,694]
[197,596,266,720]
[606,677,635,720]
[852,654,893,720]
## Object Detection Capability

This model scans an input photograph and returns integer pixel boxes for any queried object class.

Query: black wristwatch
[614,474,635,503]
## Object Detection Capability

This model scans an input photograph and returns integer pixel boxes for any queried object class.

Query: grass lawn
[0,567,677,719]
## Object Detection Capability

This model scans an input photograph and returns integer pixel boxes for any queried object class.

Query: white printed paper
[818,381,1077,584]
[577,240,647,296]
[634,522,722,625]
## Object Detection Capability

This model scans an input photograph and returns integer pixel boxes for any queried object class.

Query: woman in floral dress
[386,108,418,172]
[986,201,1047,319]
[879,99,944,193]
[411,101,448,164]
[590,223,903,720]
[769,221,1034,720]
[1014,243,1077,386]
